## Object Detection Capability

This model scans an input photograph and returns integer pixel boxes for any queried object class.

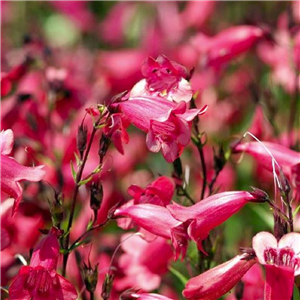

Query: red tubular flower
[114,203,189,260]
[252,231,300,300]
[118,96,207,162]
[232,141,300,200]
[167,191,266,253]
[0,129,45,215]
[9,227,78,300]
[183,254,256,300]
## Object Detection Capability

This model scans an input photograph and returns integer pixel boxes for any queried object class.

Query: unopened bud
[90,181,103,219]
[49,192,64,228]
[249,187,269,203]
[101,272,114,300]
[107,90,128,112]
[279,169,291,200]
[213,145,226,173]
[120,289,138,300]
[99,133,110,161]
[274,214,288,240]
[77,124,88,159]
[81,261,99,293]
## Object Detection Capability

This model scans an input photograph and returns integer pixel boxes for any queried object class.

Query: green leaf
[70,161,77,182]
[74,152,81,167]
[78,176,93,186]
[168,266,188,286]
[293,284,300,300]
[91,164,102,175]
[69,240,88,251]
[293,204,300,217]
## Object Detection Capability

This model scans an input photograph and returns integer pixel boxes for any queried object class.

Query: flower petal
[252,231,278,265]
[183,255,256,300]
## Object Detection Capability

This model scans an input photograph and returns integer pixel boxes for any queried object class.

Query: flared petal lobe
[118,96,206,162]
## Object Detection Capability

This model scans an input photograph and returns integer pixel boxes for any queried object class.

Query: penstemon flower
[117,96,207,162]
[232,141,300,200]
[252,231,300,300]
[9,227,78,300]
[183,231,300,300]
[114,203,189,260]
[183,254,256,300]
[0,129,45,215]
[167,190,268,253]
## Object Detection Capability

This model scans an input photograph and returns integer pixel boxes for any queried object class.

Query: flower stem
[62,117,101,277]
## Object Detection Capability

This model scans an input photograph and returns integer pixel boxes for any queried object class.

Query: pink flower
[130,55,193,103]
[192,25,265,68]
[128,176,175,206]
[183,254,256,300]
[116,176,175,238]
[9,227,78,300]
[117,96,207,162]
[114,203,189,260]
[232,141,300,200]
[0,129,45,215]
[104,113,130,155]
[167,191,267,253]
[253,231,300,300]
[183,232,300,300]
[114,233,173,291]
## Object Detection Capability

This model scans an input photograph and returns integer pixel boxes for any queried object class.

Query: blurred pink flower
[1,58,31,97]
[192,25,265,68]
[9,227,78,300]
[118,96,207,162]
[50,1,95,32]
[232,141,300,200]
[130,55,193,103]
[253,231,300,300]
[180,1,215,30]
[115,233,173,291]
[0,129,45,215]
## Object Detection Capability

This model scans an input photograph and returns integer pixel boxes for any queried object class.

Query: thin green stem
[62,118,101,276]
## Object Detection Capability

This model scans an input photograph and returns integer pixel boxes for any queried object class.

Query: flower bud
[249,187,269,203]
[90,181,103,219]
[213,145,226,173]
[49,192,64,228]
[98,133,110,161]
[77,123,88,159]
[279,169,291,201]
[81,262,99,293]
[101,272,114,300]
[274,214,288,240]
